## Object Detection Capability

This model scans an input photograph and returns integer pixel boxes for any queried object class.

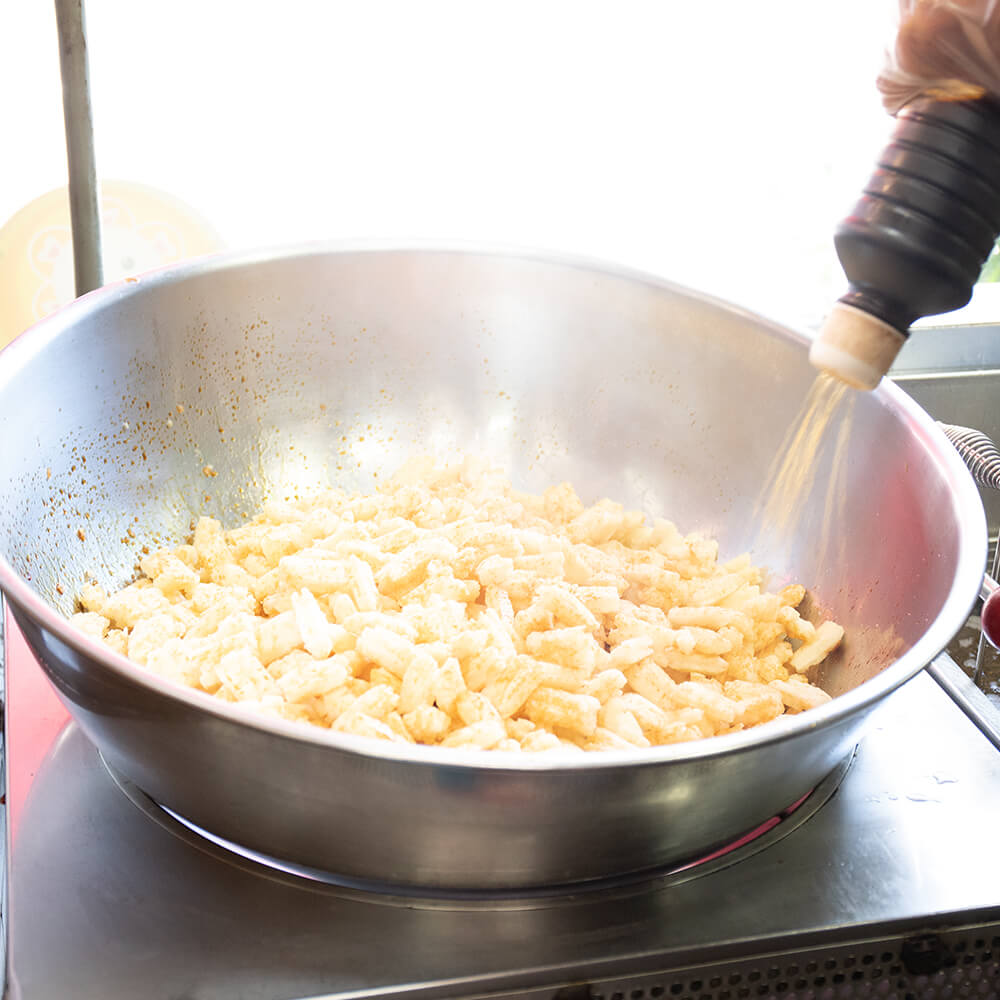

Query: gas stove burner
[102,751,854,906]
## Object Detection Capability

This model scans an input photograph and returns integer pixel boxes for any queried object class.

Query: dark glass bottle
[812,96,1000,388]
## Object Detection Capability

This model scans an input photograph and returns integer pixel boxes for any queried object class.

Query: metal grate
[480,927,1000,1000]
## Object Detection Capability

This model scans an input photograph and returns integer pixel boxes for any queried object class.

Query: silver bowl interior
[0,245,986,715]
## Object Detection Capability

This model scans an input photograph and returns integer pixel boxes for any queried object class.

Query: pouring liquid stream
[753,373,855,582]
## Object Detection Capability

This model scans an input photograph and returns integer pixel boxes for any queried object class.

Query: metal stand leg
[54,0,103,297]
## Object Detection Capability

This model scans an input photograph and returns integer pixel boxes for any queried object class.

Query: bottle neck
[837,288,918,338]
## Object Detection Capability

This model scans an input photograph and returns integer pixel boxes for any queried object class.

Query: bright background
[2,1,900,332]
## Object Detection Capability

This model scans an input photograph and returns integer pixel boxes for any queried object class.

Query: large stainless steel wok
[0,245,986,890]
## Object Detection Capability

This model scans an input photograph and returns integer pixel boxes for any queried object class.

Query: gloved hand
[879,0,1000,112]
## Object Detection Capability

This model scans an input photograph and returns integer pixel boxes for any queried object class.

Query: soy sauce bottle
[810,95,1000,389]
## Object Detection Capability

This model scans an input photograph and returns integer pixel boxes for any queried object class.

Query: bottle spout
[809,302,907,390]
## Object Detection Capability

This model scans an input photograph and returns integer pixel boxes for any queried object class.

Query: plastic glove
[879,0,1000,111]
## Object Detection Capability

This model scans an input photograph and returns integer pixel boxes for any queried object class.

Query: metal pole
[54,0,103,296]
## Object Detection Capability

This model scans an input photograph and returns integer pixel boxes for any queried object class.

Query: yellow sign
[0,180,224,350]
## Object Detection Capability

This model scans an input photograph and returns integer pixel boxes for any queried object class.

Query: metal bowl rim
[0,240,987,771]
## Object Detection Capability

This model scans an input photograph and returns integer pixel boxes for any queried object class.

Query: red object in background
[982,589,1000,651]
[4,607,70,841]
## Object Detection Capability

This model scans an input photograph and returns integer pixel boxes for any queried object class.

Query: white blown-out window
[1,1,934,334]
